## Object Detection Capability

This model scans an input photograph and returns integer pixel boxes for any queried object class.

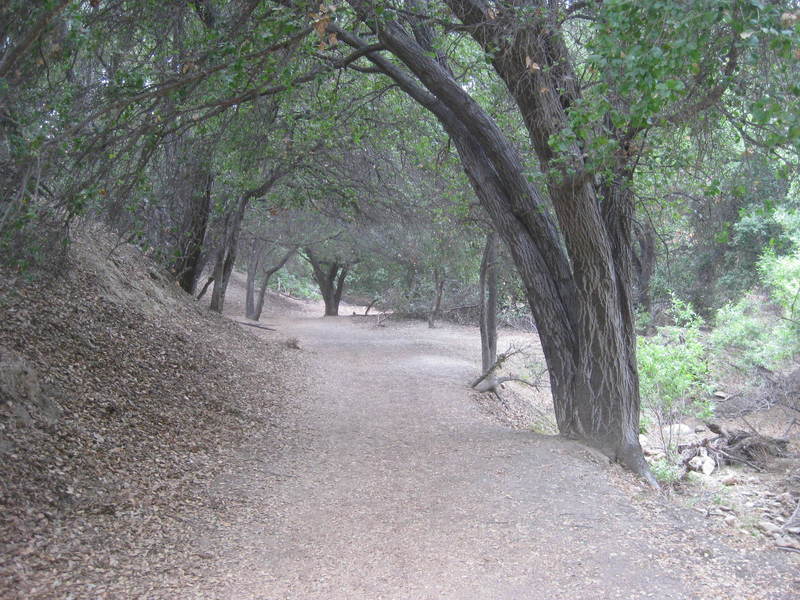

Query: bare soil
[187,274,799,599]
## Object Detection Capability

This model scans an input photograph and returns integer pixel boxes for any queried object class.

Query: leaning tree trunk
[210,195,248,313]
[245,238,261,319]
[248,247,297,321]
[174,171,212,294]
[479,232,498,374]
[335,9,652,481]
[210,171,284,313]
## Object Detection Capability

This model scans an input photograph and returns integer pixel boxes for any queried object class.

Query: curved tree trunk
[210,171,285,314]
[334,9,653,481]
[210,195,248,313]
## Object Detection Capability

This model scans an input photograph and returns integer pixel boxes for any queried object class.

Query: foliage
[648,457,684,485]
[270,264,320,300]
[712,209,800,369]
[638,296,713,432]
[711,294,798,369]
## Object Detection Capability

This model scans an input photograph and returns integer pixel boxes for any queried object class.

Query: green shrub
[711,294,798,370]
[649,457,684,485]
[270,270,320,300]
[711,210,800,370]
[637,296,713,433]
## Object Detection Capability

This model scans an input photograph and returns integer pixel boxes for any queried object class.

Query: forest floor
[1,236,799,599]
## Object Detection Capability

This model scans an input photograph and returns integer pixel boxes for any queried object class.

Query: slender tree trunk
[174,171,212,294]
[479,232,498,374]
[210,195,248,313]
[196,276,214,300]
[427,267,445,328]
[249,247,297,320]
[245,239,260,319]
[633,222,656,316]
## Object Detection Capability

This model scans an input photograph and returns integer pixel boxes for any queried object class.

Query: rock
[758,520,783,535]
[660,423,699,447]
[688,455,715,475]
[694,425,707,433]
[774,534,800,549]
[662,423,692,438]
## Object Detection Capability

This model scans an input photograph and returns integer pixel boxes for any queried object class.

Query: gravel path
[191,302,798,600]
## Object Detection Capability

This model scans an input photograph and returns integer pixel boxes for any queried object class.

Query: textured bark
[479,232,498,374]
[174,171,212,294]
[633,223,656,315]
[210,195,248,313]
[245,244,296,321]
[427,267,445,328]
[337,4,651,479]
[306,248,349,317]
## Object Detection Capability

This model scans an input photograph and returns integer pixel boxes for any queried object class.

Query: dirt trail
[193,284,797,599]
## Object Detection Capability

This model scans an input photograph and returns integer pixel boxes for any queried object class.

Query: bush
[638,296,713,434]
[711,294,798,370]
[711,210,800,370]
[270,270,320,300]
[649,457,684,485]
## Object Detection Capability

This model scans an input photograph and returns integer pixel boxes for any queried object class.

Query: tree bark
[245,238,261,318]
[336,7,652,480]
[174,170,212,294]
[306,248,349,317]
[633,222,657,316]
[479,232,498,374]
[209,195,248,313]
[427,267,445,328]
[248,246,297,320]
[209,171,284,313]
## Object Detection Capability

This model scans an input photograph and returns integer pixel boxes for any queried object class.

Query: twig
[716,448,764,472]
[470,346,524,389]
[236,321,276,331]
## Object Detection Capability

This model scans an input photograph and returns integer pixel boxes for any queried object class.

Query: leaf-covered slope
[0,228,290,598]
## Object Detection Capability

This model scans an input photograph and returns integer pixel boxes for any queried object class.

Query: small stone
[694,425,707,433]
[700,456,715,475]
[661,423,693,444]
[758,520,783,535]
[774,534,800,549]
[688,455,715,475]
